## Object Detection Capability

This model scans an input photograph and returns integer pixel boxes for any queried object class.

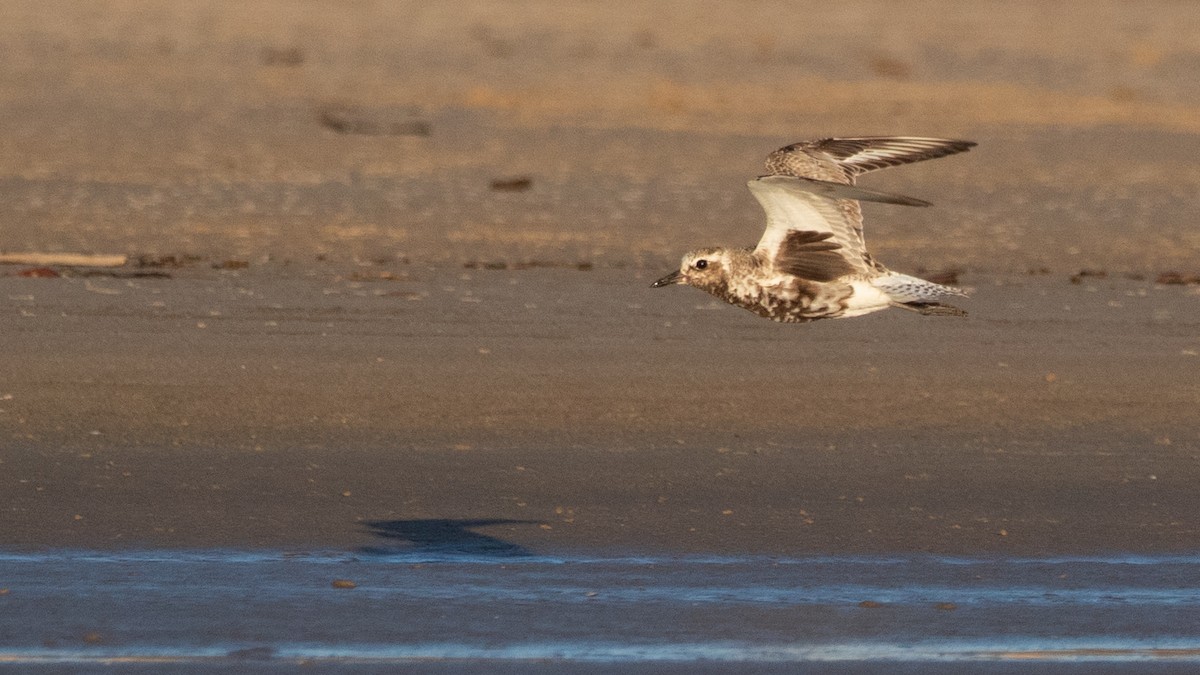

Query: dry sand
[2,1,1200,557]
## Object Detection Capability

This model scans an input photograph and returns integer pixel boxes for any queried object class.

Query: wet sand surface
[3,0,1200,670]
[4,549,1200,672]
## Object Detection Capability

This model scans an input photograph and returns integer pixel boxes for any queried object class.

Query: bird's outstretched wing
[747,175,925,279]
[750,136,974,280]
[766,136,976,180]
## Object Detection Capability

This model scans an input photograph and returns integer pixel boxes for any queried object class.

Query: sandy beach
[4,266,1200,557]
[2,1,1200,669]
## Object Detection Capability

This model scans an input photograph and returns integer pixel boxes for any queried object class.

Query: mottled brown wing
[790,136,976,177]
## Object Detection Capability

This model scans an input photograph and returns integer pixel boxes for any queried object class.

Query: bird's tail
[872,273,968,316]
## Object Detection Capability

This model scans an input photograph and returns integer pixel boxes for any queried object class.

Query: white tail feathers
[871,273,967,303]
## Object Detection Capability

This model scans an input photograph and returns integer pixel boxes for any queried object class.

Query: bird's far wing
[804,136,976,177]
[748,175,926,278]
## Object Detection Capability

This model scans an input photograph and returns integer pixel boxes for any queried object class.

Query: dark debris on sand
[316,105,431,137]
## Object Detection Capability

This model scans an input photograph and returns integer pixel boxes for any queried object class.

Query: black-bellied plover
[652,136,975,322]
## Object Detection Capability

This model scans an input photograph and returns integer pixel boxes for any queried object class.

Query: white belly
[840,281,893,318]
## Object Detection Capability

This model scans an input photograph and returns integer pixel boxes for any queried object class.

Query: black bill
[651,270,683,288]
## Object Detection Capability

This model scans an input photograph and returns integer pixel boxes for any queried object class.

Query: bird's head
[652,248,729,292]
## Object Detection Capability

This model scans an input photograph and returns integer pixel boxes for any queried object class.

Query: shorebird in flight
[652,136,975,322]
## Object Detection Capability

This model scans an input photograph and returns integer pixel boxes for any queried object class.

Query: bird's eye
[694,259,708,270]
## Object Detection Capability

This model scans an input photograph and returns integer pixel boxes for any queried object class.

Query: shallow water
[3,549,1200,671]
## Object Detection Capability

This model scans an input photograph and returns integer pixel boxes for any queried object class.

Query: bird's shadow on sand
[356,518,543,558]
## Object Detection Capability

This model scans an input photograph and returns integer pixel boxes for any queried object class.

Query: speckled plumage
[653,136,976,323]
